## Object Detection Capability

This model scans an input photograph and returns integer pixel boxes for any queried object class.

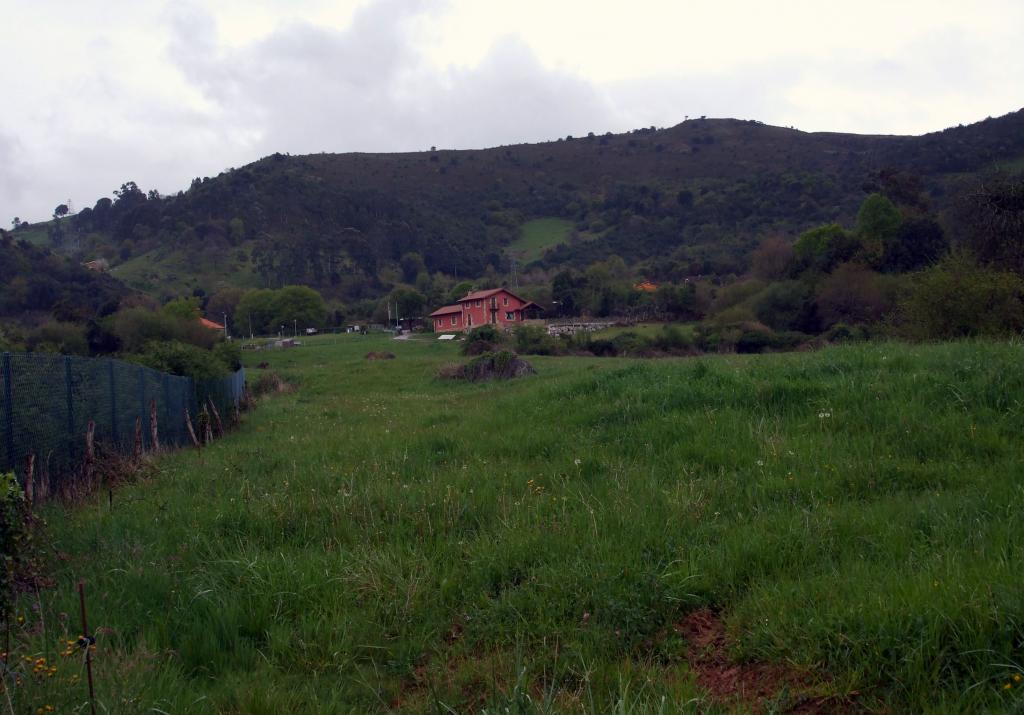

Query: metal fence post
[2,353,13,473]
[109,360,118,446]
[65,356,75,461]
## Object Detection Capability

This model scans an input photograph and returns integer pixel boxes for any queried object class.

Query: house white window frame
[505,311,515,320]
[475,300,482,307]
[450,315,457,326]
[503,296,509,306]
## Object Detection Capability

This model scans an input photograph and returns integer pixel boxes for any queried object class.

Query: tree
[815,264,889,327]
[881,218,947,272]
[162,296,201,321]
[750,237,795,280]
[53,204,69,219]
[856,193,902,266]
[10,217,19,230]
[954,173,1024,275]
[235,289,278,335]
[271,285,328,330]
[399,252,427,283]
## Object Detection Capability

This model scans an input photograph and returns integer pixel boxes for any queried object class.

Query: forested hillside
[14,109,1023,304]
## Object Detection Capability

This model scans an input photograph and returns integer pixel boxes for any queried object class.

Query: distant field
[112,242,262,299]
[10,222,52,246]
[13,338,1024,713]
[590,322,696,340]
[506,218,573,264]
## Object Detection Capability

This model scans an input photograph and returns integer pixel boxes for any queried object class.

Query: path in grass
[13,336,1024,713]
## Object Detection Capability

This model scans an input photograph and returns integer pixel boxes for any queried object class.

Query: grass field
[506,219,574,264]
[590,323,696,341]
[112,242,262,299]
[10,337,1024,713]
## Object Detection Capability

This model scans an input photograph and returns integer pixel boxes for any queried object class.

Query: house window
[503,297,509,306]
[450,315,457,326]
[468,315,473,326]
[475,300,481,307]
[505,311,515,320]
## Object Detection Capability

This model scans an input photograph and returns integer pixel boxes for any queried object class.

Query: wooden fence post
[149,398,159,451]
[84,420,95,489]
[24,452,34,505]
[133,416,142,460]
[2,352,13,473]
[208,398,224,437]
[184,409,200,448]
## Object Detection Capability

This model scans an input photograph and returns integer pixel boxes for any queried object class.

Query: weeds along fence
[0,351,246,498]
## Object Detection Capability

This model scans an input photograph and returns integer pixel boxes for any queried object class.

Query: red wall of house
[460,290,527,330]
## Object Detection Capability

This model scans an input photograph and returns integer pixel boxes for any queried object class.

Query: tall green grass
[8,337,1024,713]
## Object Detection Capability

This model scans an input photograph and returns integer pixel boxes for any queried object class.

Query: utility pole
[294,319,297,338]
[510,257,519,290]
[248,313,253,340]
[223,312,228,340]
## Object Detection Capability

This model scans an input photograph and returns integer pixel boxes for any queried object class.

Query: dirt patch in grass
[365,351,396,360]
[677,608,858,714]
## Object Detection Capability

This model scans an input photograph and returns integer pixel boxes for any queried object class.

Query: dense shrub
[460,325,504,355]
[753,281,817,332]
[899,251,1024,339]
[513,326,563,355]
[815,263,893,327]
[23,321,89,355]
[111,307,218,352]
[127,340,236,380]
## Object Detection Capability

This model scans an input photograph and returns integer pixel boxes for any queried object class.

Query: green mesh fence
[0,351,245,492]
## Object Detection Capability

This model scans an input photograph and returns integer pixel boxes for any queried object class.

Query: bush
[815,263,891,327]
[460,325,504,356]
[753,281,817,332]
[899,251,1024,339]
[128,340,235,380]
[23,321,89,355]
[650,325,694,352]
[1,471,34,617]
[513,326,563,355]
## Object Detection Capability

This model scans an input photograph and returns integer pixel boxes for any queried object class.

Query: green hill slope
[32,109,1024,301]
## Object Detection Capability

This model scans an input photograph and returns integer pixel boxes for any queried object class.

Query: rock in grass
[438,351,536,382]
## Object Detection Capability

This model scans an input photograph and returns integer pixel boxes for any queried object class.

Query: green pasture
[506,219,574,264]
[9,337,1024,713]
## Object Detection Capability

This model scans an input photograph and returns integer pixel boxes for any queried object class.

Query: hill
[26,109,1024,302]
[0,231,128,333]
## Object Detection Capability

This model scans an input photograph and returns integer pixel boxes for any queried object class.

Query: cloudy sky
[1,0,1021,223]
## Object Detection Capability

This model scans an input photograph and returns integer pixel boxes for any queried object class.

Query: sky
[1,0,1021,223]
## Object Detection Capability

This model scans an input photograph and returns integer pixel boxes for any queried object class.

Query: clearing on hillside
[506,217,574,264]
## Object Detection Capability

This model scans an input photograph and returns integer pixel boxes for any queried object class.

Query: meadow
[8,335,1024,713]
[505,219,574,264]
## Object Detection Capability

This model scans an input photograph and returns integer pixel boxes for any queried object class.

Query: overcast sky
[1,0,1021,223]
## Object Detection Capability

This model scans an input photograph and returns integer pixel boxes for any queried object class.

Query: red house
[429,288,543,333]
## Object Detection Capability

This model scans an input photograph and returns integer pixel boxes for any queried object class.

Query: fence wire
[0,351,245,492]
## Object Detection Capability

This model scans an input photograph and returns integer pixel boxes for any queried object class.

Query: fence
[0,351,245,494]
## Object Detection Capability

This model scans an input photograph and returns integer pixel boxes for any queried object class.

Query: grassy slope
[11,338,1024,713]
[506,219,574,264]
[112,241,263,299]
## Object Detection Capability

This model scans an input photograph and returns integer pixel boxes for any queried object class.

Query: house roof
[520,301,544,312]
[429,304,463,317]
[635,281,658,292]
[459,287,529,303]
[199,317,224,330]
